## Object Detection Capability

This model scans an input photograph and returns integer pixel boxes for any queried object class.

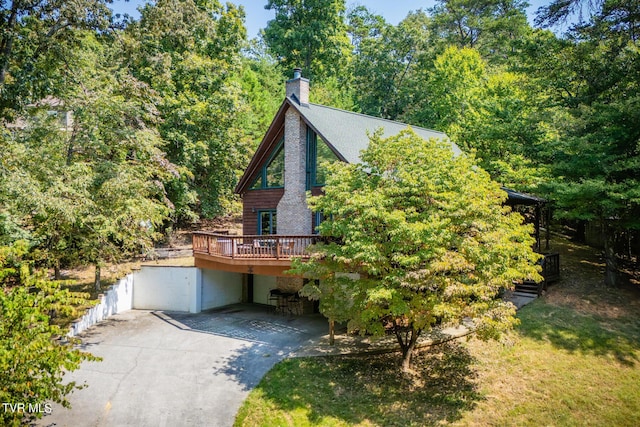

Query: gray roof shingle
[289,99,460,163]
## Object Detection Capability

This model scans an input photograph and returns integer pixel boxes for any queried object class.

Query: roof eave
[235,99,291,194]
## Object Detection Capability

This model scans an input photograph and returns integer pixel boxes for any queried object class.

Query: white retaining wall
[69,266,246,336]
[69,274,134,336]
[132,266,199,313]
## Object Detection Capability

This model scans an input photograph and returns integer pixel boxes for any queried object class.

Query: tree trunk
[94,264,101,291]
[0,5,19,85]
[54,262,61,281]
[575,220,586,243]
[329,319,335,346]
[603,222,618,287]
[395,327,421,372]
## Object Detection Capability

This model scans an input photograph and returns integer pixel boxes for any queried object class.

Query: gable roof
[291,101,458,164]
[235,97,458,194]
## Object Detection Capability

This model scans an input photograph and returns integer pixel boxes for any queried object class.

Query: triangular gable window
[306,129,339,189]
[250,138,284,189]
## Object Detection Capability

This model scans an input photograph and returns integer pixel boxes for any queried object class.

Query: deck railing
[515,252,561,296]
[192,232,319,260]
[542,252,560,283]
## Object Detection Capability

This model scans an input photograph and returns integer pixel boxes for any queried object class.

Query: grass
[234,236,640,426]
[236,344,480,427]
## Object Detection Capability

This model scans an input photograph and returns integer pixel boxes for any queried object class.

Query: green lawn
[235,299,640,426]
[235,238,640,426]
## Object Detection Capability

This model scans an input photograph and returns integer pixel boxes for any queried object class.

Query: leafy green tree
[237,39,294,147]
[1,32,174,288]
[0,241,99,426]
[534,0,640,285]
[401,45,550,190]
[263,0,351,82]
[429,0,532,64]
[350,10,434,119]
[0,0,113,117]
[125,0,250,220]
[347,5,387,54]
[293,130,541,371]
[406,45,486,131]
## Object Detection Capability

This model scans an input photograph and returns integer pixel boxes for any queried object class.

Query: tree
[534,0,640,285]
[0,0,113,117]
[429,0,532,64]
[1,32,174,289]
[125,0,251,220]
[293,130,541,371]
[406,45,486,132]
[262,0,351,82]
[0,241,98,426]
[350,10,434,119]
[400,44,552,190]
[239,49,285,148]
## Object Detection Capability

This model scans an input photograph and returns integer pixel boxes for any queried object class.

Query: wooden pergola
[503,187,550,253]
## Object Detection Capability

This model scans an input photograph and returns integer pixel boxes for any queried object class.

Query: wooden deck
[192,232,319,275]
[192,233,561,287]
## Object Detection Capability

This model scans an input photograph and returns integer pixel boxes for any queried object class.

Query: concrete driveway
[35,305,328,427]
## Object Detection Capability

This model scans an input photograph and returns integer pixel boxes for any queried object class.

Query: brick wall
[277,108,312,235]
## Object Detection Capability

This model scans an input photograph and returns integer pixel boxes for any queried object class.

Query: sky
[111,0,552,39]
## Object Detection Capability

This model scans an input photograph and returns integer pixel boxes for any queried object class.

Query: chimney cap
[293,68,302,79]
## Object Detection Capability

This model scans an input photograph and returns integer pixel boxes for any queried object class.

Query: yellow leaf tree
[294,130,541,371]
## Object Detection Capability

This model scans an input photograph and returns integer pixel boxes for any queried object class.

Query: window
[265,144,284,187]
[250,139,284,189]
[313,211,324,235]
[258,210,277,235]
[316,139,337,185]
[306,129,339,189]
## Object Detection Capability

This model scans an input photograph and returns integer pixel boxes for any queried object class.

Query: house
[192,69,458,310]
[4,96,73,131]
[192,69,559,310]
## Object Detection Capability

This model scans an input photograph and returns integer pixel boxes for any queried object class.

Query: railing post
[192,233,316,260]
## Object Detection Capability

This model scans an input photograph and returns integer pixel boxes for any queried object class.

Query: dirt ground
[543,233,640,319]
[59,215,243,298]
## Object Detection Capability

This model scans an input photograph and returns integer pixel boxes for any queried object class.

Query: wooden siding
[242,188,284,235]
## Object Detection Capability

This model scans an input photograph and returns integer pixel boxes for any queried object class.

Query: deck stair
[514,252,560,296]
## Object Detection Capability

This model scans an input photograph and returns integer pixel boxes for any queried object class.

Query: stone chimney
[277,68,312,235]
[285,68,309,106]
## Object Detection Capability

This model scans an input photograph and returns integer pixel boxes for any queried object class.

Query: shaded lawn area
[235,237,640,426]
[236,342,480,427]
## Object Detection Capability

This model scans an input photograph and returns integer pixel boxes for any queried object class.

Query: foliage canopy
[294,130,541,370]
[0,242,98,426]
